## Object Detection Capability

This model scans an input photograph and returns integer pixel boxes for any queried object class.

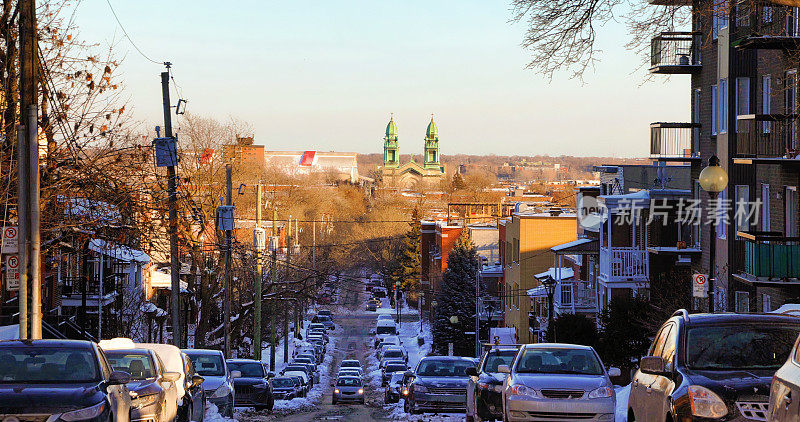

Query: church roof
[386,117,398,139]
[426,117,438,139]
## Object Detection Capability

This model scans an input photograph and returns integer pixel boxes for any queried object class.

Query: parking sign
[692,273,708,298]
[5,254,19,291]
[1,226,18,254]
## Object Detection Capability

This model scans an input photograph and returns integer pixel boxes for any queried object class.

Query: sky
[71,0,689,158]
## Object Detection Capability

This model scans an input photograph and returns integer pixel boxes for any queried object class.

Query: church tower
[423,116,440,170]
[384,116,399,168]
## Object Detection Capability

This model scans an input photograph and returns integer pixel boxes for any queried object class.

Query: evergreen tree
[596,296,652,370]
[432,230,480,356]
[396,208,422,293]
[451,172,467,191]
[547,313,598,347]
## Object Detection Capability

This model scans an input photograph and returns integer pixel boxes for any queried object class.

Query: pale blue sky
[72,0,689,157]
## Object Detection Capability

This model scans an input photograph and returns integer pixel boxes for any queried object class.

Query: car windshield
[315,315,331,322]
[227,362,264,377]
[416,359,473,377]
[377,326,396,335]
[384,350,403,358]
[105,351,156,380]
[273,378,295,387]
[341,361,360,368]
[391,373,404,383]
[483,350,519,373]
[515,347,603,375]
[295,358,312,364]
[337,377,362,386]
[385,364,406,373]
[0,347,100,383]
[686,324,800,370]
[185,353,225,376]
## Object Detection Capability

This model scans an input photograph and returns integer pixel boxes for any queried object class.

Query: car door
[770,339,800,422]
[155,354,179,421]
[649,323,678,422]
[184,355,204,420]
[630,324,670,421]
[98,348,130,422]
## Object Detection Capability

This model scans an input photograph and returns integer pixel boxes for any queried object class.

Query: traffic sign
[1,226,18,254]
[5,254,19,291]
[692,273,708,298]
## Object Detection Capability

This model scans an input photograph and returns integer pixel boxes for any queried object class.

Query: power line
[104,0,162,65]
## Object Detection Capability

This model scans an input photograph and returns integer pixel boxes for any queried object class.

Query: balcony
[599,247,649,286]
[733,1,800,49]
[650,122,700,160]
[735,114,799,161]
[650,32,701,74]
[735,231,800,282]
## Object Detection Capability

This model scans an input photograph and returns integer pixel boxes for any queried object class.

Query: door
[786,69,798,151]
[185,356,204,420]
[769,341,800,422]
[786,187,798,237]
[646,323,676,422]
[630,324,671,421]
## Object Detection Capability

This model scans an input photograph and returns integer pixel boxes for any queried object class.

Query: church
[377,116,446,188]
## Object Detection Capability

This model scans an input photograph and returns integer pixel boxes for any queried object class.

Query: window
[712,85,719,135]
[693,89,701,153]
[788,7,799,37]
[736,77,750,131]
[787,186,798,237]
[763,294,772,313]
[694,181,701,247]
[513,238,520,262]
[735,291,750,313]
[720,79,728,134]
[660,323,678,365]
[712,0,729,39]
[763,75,772,133]
[786,70,798,149]
[649,324,673,357]
[560,283,572,305]
[764,6,773,23]
[735,185,750,232]
[762,184,771,231]
[717,189,728,239]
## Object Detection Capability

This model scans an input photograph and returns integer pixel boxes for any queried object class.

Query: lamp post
[541,276,556,342]
[448,315,459,356]
[698,155,728,313]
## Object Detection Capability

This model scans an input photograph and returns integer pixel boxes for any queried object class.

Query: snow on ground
[615,384,631,422]
[204,403,236,422]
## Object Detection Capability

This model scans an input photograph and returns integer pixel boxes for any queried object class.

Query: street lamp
[431,299,438,324]
[698,155,728,313]
[540,275,557,342]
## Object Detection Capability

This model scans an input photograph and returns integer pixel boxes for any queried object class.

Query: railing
[650,122,700,158]
[650,32,701,73]
[737,231,800,279]
[734,0,800,47]
[736,114,799,158]
[599,247,649,281]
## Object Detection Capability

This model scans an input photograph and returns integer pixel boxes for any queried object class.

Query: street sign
[5,254,19,291]
[1,226,18,254]
[692,273,708,298]
[253,228,266,250]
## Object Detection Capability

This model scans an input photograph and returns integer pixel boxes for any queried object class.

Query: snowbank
[615,384,631,422]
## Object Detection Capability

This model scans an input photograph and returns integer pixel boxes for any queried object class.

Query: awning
[88,239,150,264]
[150,269,188,291]
[551,238,599,255]
[534,267,574,281]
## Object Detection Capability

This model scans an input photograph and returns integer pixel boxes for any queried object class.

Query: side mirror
[497,365,511,374]
[231,370,242,379]
[267,371,275,378]
[108,370,131,386]
[404,370,414,379]
[162,371,181,383]
[190,374,205,388]
[639,356,667,376]
[608,367,621,378]
[465,367,479,377]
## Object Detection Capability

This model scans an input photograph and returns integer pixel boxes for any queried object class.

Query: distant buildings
[264,150,362,183]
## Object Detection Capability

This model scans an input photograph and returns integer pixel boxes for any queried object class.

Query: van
[375,320,398,347]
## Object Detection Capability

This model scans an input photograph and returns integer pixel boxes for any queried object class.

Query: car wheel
[332,397,338,405]
[628,409,636,422]
[225,397,234,418]
[268,395,274,412]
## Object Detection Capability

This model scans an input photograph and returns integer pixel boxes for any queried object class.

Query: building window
[712,85,719,135]
[560,283,572,305]
[735,77,750,131]
[735,291,750,313]
[720,79,728,134]
[712,0,729,39]
[787,186,798,237]
[763,75,772,133]
[786,69,798,150]
[717,189,728,239]
[735,185,750,233]
[762,184,771,231]
[513,238,520,262]
[763,6,773,23]
[762,294,772,313]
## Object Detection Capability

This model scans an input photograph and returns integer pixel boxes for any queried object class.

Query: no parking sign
[2,226,18,254]
[5,254,19,291]
[693,273,708,298]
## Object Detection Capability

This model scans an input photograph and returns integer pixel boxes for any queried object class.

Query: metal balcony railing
[599,247,649,281]
[737,231,800,279]
[650,32,701,74]
[734,1,800,49]
[650,122,700,159]
[736,114,799,158]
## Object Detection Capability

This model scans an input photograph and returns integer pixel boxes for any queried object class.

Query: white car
[338,368,363,378]
[284,370,311,393]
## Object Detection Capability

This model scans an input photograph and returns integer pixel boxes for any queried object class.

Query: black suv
[628,310,800,422]
[465,344,520,422]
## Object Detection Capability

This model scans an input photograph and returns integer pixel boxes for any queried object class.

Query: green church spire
[384,114,399,169]
[424,115,440,170]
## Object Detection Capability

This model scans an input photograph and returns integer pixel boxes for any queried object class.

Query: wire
[104,0,162,65]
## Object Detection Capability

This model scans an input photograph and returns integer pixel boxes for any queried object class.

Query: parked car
[629,310,800,422]
[285,375,308,397]
[333,376,366,405]
[338,368,363,378]
[404,356,474,414]
[317,309,333,319]
[183,348,236,417]
[312,314,336,331]
[101,339,206,422]
[0,339,132,421]
[380,358,405,370]
[308,328,329,343]
[341,359,363,370]
[284,364,315,388]
[104,348,181,422]
[499,343,618,422]
[382,362,409,386]
[384,371,407,404]
[380,346,408,364]
[292,358,319,383]
[374,320,399,347]
[377,314,394,322]
[366,302,377,312]
[226,359,275,411]
[284,370,310,394]
[306,323,326,337]
[465,344,520,422]
[769,329,800,422]
[272,376,303,400]
[296,351,321,366]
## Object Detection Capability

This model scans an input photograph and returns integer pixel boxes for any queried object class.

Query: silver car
[332,376,365,404]
[499,343,619,422]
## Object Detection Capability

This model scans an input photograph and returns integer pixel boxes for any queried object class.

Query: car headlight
[509,384,540,398]
[60,402,106,421]
[402,388,409,396]
[414,384,427,393]
[588,387,614,399]
[132,393,159,409]
[688,385,728,419]
[358,388,364,395]
[210,383,232,398]
[334,388,340,394]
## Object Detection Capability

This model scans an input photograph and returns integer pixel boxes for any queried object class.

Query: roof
[676,312,800,325]
[419,355,474,361]
[150,269,189,291]
[534,267,574,281]
[522,343,594,350]
[0,339,94,347]
[227,358,261,363]
[426,117,438,139]
[386,117,398,139]
[89,239,150,264]
[528,286,547,298]
[551,238,599,255]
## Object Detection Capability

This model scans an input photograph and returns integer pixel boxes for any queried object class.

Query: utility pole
[161,68,182,347]
[284,217,291,363]
[18,0,41,340]
[254,184,263,360]
[224,164,232,357]
[293,218,300,339]
[269,209,277,370]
